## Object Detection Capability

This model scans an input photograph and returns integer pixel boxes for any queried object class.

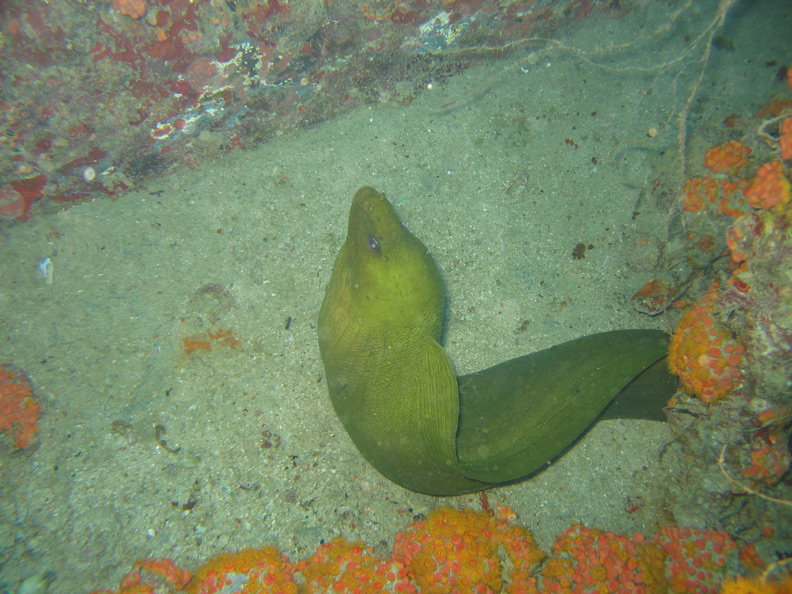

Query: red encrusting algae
[0,365,41,449]
[119,558,191,593]
[740,414,792,486]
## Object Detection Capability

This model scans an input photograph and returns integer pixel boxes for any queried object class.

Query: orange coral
[299,538,415,594]
[654,526,737,594]
[392,508,503,594]
[745,160,791,210]
[496,522,544,594]
[780,117,792,160]
[188,547,297,594]
[704,140,751,174]
[82,507,792,594]
[0,365,40,449]
[542,524,667,594]
[391,507,544,594]
[113,0,146,19]
[668,294,745,402]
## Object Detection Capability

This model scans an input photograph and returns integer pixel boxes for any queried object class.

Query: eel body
[318,187,673,495]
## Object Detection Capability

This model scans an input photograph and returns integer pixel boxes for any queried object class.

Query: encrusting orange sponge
[113,0,146,19]
[703,140,751,174]
[745,160,791,210]
[668,294,745,402]
[780,117,792,160]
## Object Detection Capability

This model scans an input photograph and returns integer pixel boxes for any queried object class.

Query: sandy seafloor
[1,0,791,591]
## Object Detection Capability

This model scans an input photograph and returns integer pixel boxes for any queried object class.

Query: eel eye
[368,237,380,252]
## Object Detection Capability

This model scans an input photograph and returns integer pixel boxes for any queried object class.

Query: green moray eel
[318,187,674,495]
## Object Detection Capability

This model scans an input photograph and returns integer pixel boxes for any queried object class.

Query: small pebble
[18,571,55,594]
[37,258,53,285]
